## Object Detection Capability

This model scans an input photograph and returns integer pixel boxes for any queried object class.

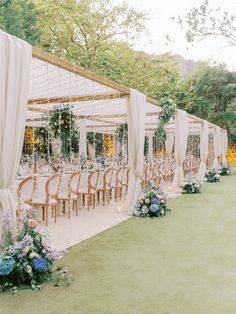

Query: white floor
[45,190,181,251]
[47,201,130,251]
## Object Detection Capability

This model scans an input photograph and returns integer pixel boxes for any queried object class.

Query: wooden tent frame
[31,46,218,131]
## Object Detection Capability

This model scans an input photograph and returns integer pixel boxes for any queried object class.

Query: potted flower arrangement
[0,216,65,293]
[181,178,201,194]
[220,165,230,176]
[205,169,220,183]
[134,181,171,218]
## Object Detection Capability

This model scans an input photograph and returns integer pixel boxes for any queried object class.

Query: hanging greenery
[115,124,128,143]
[49,106,78,157]
[87,132,104,156]
[34,127,48,157]
[154,98,177,150]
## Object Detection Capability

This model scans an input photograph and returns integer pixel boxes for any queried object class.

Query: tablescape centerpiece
[181,178,201,194]
[0,212,69,293]
[205,169,220,183]
[134,181,171,218]
[220,165,230,176]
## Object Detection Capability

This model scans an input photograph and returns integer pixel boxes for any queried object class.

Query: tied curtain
[172,110,188,190]
[0,31,32,244]
[165,131,175,158]
[213,126,221,169]
[125,89,146,214]
[196,120,209,182]
[222,129,228,165]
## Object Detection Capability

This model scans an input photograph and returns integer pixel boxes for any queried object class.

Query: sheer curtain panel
[0,31,32,245]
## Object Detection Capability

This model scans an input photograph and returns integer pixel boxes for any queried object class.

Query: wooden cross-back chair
[114,167,125,201]
[97,168,113,206]
[58,171,81,218]
[17,175,36,226]
[79,169,100,211]
[32,174,61,226]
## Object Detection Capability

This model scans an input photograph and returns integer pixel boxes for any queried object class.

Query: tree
[0,0,41,45]
[35,0,148,66]
[176,0,236,46]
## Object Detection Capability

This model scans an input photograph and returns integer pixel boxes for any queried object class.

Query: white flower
[145,198,150,204]
[26,265,32,273]
[141,206,149,214]
[29,252,39,259]
[23,246,30,254]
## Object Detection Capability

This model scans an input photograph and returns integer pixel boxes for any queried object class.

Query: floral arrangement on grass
[205,169,220,183]
[181,178,201,194]
[134,181,171,218]
[220,165,230,176]
[0,216,65,293]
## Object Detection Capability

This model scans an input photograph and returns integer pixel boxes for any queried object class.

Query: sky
[116,0,236,71]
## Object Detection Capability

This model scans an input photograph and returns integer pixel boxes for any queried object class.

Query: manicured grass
[1,175,236,314]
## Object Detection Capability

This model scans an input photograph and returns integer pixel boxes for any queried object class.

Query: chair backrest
[46,174,61,200]
[103,168,113,188]
[116,167,124,186]
[69,171,81,194]
[145,163,152,179]
[123,167,130,185]
[17,175,35,203]
[152,162,160,178]
[159,162,166,177]
[88,169,100,193]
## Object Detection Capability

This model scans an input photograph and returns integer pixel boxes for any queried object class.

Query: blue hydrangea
[151,197,160,205]
[0,257,15,276]
[32,258,47,272]
[149,204,159,214]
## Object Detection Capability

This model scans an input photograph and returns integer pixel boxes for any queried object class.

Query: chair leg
[97,191,100,204]
[42,206,45,221]
[68,198,71,219]
[45,205,48,226]
[93,194,96,209]
[103,190,106,206]
[87,195,90,211]
[54,205,57,223]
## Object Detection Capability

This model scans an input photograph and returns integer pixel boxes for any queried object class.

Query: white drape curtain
[221,129,228,165]
[78,119,87,158]
[172,110,188,190]
[165,131,175,158]
[125,89,146,214]
[213,126,221,169]
[196,120,209,182]
[0,31,32,243]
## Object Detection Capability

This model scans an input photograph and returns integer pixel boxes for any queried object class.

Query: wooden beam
[32,47,130,94]
[28,92,128,105]
[32,47,162,108]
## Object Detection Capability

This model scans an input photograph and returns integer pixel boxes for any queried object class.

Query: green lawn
[1,175,236,314]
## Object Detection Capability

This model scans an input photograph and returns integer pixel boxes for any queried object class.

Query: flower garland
[115,124,128,143]
[0,215,65,293]
[181,178,201,194]
[205,169,220,183]
[154,98,176,150]
[134,181,171,218]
